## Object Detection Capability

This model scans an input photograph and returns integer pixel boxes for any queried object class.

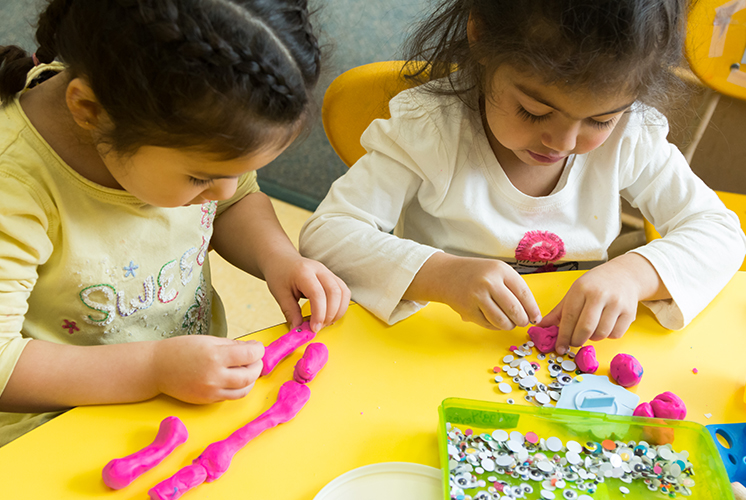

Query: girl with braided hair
[0,0,349,446]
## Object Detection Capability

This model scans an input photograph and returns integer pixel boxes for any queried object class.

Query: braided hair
[0,0,322,159]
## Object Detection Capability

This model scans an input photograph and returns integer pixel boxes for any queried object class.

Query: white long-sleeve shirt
[300,84,746,327]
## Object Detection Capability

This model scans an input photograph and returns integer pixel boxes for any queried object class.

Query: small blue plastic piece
[706,422,746,484]
[556,374,639,415]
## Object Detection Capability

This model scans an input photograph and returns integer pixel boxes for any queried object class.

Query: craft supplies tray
[438,398,733,500]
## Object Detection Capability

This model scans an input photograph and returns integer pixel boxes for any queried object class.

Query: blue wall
[0,0,429,211]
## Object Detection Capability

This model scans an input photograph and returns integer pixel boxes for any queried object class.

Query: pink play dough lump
[633,401,655,418]
[649,392,687,420]
[575,345,599,373]
[528,325,559,353]
[634,392,687,420]
[609,353,644,387]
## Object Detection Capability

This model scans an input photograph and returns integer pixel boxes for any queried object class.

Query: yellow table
[2,271,745,499]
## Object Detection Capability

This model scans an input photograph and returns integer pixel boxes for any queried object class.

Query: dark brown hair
[0,0,322,159]
[402,0,692,114]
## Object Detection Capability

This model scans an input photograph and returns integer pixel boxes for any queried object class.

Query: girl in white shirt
[300,0,746,353]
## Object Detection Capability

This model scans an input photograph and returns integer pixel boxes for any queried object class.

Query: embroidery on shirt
[123,261,139,278]
[196,235,208,267]
[512,230,579,274]
[80,284,117,326]
[62,319,80,334]
[200,201,217,229]
[157,260,179,303]
[117,276,155,317]
[182,272,211,335]
[180,247,198,286]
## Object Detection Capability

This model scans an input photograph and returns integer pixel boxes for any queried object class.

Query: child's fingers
[316,273,348,327]
[570,301,605,347]
[217,383,257,401]
[555,295,585,354]
[606,310,634,340]
[536,301,562,328]
[223,361,263,390]
[588,312,615,342]
[480,298,516,330]
[504,275,542,324]
[303,280,328,333]
[273,290,304,330]
[222,339,265,368]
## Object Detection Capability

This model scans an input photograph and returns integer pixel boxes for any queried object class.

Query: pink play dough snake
[293,342,329,384]
[261,321,316,376]
[102,416,188,489]
[148,380,311,500]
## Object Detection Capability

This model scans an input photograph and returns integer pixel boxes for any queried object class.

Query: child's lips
[528,151,565,163]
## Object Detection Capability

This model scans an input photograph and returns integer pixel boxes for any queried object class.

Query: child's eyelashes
[588,117,616,130]
[516,105,550,123]
[516,104,617,130]
[189,177,214,186]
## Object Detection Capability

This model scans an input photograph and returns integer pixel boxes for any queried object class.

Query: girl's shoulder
[389,77,473,121]
[614,104,670,143]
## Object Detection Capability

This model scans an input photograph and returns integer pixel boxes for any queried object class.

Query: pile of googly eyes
[494,341,579,407]
[446,424,696,499]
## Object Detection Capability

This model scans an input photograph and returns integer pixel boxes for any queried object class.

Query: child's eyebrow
[514,83,634,119]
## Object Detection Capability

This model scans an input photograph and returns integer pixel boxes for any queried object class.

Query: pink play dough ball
[528,325,559,353]
[649,392,687,420]
[633,401,655,418]
[575,345,599,373]
[609,353,644,387]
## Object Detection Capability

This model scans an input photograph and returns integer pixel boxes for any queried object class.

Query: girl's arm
[0,335,264,412]
[210,191,349,333]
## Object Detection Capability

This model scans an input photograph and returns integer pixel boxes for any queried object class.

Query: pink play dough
[102,416,188,490]
[636,391,687,420]
[148,381,311,500]
[609,353,644,387]
[261,321,316,376]
[528,325,559,353]
[575,345,599,374]
[633,401,655,418]
[293,343,329,384]
[649,392,686,419]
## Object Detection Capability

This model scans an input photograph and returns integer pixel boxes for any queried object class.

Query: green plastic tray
[438,398,733,500]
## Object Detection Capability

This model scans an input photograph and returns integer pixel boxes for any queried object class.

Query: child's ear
[65,78,106,131]
[467,13,487,66]
[467,12,479,45]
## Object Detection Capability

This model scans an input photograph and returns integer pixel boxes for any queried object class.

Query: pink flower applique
[515,231,566,263]
[62,319,80,334]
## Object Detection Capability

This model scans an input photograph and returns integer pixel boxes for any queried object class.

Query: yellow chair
[644,0,746,270]
[322,60,424,167]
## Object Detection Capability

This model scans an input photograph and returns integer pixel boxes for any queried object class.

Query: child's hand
[410,253,541,330]
[152,336,265,404]
[538,254,662,353]
[264,255,350,333]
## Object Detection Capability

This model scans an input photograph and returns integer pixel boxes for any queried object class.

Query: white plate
[313,462,443,500]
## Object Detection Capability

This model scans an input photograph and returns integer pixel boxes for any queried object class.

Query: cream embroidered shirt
[0,64,259,445]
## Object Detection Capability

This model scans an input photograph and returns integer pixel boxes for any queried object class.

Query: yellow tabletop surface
[2,271,745,499]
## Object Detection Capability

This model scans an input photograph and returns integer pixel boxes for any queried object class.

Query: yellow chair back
[322,60,425,167]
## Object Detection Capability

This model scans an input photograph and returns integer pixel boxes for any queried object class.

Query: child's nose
[202,178,238,201]
[541,122,579,153]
